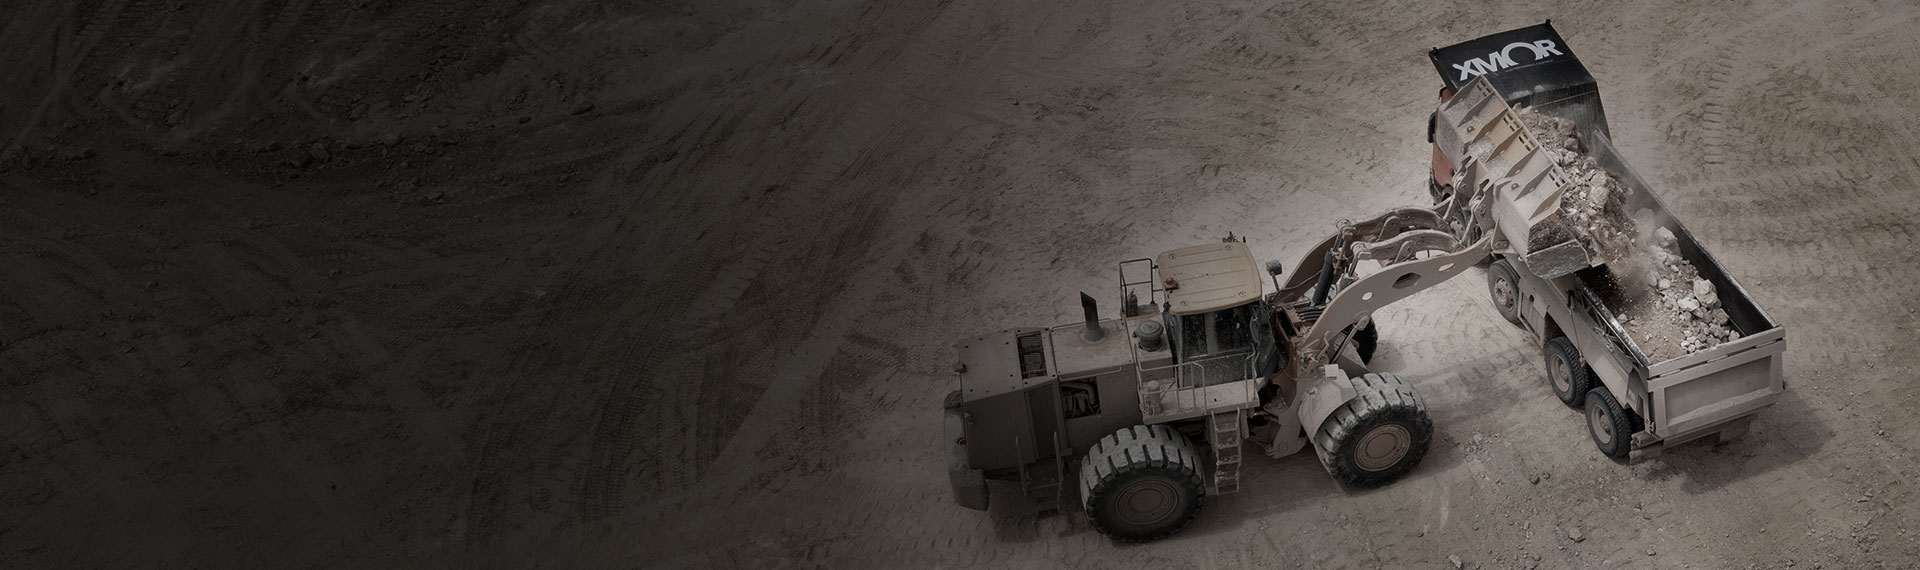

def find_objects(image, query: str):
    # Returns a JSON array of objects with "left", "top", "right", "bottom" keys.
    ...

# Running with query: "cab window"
[{"left": 1176, "top": 304, "right": 1255, "bottom": 361}]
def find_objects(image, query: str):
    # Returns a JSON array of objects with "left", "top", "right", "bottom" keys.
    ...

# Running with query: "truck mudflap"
[{"left": 945, "top": 390, "right": 989, "bottom": 511}]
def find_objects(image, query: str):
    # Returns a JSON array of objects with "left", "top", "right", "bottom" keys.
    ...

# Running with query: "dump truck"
[
  {"left": 1427, "top": 22, "right": 1786, "bottom": 462},
  {"left": 944, "top": 22, "right": 1785, "bottom": 543}
]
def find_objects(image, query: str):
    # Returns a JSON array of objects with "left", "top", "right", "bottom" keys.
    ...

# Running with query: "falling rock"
[
  {"left": 1568, "top": 526, "right": 1585, "bottom": 542},
  {"left": 1449, "top": 554, "right": 1463, "bottom": 569},
  {"left": 1677, "top": 297, "right": 1700, "bottom": 312},
  {"left": 1655, "top": 227, "right": 1677, "bottom": 247},
  {"left": 310, "top": 142, "right": 331, "bottom": 162},
  {"left": 1658, "top": 278, "right": 1672, "bottom": 290},
  {"left": 571, "top": 100, "right": 596, "bottom": 115}
]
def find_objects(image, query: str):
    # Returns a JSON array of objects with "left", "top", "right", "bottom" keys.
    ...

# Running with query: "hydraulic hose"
[{"left": 1311, "top": 247, "right": 1338, "bottom": 306}]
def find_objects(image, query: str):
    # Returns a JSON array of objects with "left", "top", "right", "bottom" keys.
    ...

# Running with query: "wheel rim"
[
  {"left": 1492, "top": 275, "right": 1516, "bottom": 314},
  {"left": 1588, "top": 402, "right": 1614, "bottom": 445},
  {"left": 1549, "top": 353, "right": 1572, "bottom": 394},
  {"left": 1113, "top": 478, "right": 1181, "bottom": 526},
  {"left": 1354, "top": 424, "right": 1413, "bottom": 472}
]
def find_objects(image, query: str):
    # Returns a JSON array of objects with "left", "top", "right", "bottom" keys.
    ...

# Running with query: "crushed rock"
[
  {"left": 1580, "top": 218, "right": 1739, "bottom": 361},
  {"left": 1515, "top": 108, "right": 1739, "bottom": 360},
  {"left": 1515, "top": 108, "right": 1637, "bottom": 264}
]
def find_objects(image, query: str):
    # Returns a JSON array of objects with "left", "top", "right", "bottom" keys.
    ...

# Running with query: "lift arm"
[
  {"left": 1283, "top": 74, "right": 1614, "bottom": 376},
  {"left": 1289, "top": 217, "right": 1493, "bottom": 377}
]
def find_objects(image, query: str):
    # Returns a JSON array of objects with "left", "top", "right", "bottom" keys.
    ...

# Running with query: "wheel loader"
[{"left": 945, "top": 22, "right": 1785, "bottom": 543}]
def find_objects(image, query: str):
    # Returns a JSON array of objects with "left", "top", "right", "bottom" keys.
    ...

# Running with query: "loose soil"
[{"left": 5, "top": 2, "right": 1919, "bottom": 570}]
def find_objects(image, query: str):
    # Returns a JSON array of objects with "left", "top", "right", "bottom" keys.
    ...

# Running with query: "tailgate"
[{"left": 1648, "top": 326, "right": 1785, "bottom": 438}]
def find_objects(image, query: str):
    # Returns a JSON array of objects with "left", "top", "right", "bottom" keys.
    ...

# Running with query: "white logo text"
[{"left": 1452, "top": 40, "right": 1564, "bottom": 81}]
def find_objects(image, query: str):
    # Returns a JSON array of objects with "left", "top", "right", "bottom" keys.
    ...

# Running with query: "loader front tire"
[
  {"left": 1314, "top": 373, "right": 1434, "bottom": 488},
  {"left": 1487, "top": 260, "right": 1522, "bottom": 325},
  {"left": 1544, "top": 337, "right": 1594, "bottom": 407},
  {"left": 1079, "top": 425, "right": 1206, "bottom": 543}
]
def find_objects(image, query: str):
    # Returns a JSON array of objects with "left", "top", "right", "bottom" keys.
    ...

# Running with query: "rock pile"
[
  {"left": 1513, "top": 107, "right": 1740, "bottom": 358},
  {"left": 1516, "top": 108, "right": 1637, "bottom": 264},
  {"left": 1634, "top": 227, "right": 1737, "bottom": 354}
]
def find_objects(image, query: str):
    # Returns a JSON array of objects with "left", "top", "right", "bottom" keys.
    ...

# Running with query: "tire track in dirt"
[
  {"left": 1695, "top": 38, "right": 1740, "bottom": 167},
  {"left": 1, "top": 0, "right": 131, "bottom": 159},
  {"left": 562, "top": 0, "right": 1007, "bottom": 528}
]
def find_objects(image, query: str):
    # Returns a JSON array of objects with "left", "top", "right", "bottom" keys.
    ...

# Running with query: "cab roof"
[{"left": 1157, "top": 242, "right": 1262, "bottom": 316}]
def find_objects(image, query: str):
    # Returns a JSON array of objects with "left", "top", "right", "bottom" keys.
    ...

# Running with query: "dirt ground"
[{"left": 7, "top": 0, "right": 1920, "bottom": 568}]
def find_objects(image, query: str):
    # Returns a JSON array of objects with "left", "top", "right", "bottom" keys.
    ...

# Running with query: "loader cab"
[{"left": 1154, "top": 242, "right": 1285, "bottom": 384}]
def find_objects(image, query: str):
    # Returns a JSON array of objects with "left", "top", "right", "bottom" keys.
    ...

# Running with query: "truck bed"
[{"left": 1561, "top": 131, "right": 1786, "bottom": 444}]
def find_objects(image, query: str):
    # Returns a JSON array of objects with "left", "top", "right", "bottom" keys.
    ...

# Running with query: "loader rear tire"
[
  {"left": 1544, "top": 337, "right": 1594, "bottom": 407},
  {"left": 1487, "top": 260, "right": 1522, "bottom": 325},
  {"left": 1585, "top": 387, "right": 1633, "bottom": 458},
  {"left": 1079, "top": 425, "right": 1206, "bottom": 543},
  {"left": 1314, "top": 373, "right": 1434, "bottom": 488}
]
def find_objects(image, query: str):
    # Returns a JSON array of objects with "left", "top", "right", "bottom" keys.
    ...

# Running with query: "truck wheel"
[
  {"left": 1429, "top": 177, "right": 1453, "bottom": 204},
  {"left": 1314, "top": 373, "right": 1433, "bottom": 487},
  {"left": 1544, "top": 337, "right": 1594, "bottom": 407},
  {"left": 1585, "top": 387, "right": 1633, "bottom": 458},
  {"left": 1079, "top": 425, "right": 1206, "bottom": 542},
  {"left": 1487, "top": 260, "right": 1522, "bottom": 325}
]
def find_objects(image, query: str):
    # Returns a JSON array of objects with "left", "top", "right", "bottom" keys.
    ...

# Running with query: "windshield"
[{"left": 1176, "top": 303, "right": 1256, "bottom": 361}]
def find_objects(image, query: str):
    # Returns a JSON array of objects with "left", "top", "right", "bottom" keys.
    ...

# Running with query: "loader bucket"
[{"left": 1432, "top": 76, "right": 1600, "bottom": 279}]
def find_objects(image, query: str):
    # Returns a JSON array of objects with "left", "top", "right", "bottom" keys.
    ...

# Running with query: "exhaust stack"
[{"left": 1080, "top": 292, "right": 1106, "bottom": 343}]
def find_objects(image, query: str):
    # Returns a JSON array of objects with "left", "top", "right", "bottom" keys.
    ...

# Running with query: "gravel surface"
[{"left": 3, "top": 2, "right": 1917, "bottom": 569}]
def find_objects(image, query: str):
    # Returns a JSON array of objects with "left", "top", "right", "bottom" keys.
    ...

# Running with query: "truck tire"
[
  {"left": 1314, "top": 373, "right": 1434, "bottom": 487},
  {"left": 1487, "top": 260, "right": 1522, "bottom": 325},
  {"left": 1429, "top": 177, "right": 1453, "bottom": 204},
  {"left": 1585, "top": 387, "right": 1633, "bottom": 458},
  {"left": 1544, "top": 337, "right": 1594, "bottom": 407},
  {"left": 1079, "top": 425, "right": 1206, "bottom": 543}
]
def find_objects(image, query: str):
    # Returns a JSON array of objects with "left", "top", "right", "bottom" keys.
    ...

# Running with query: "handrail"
[{"left": 1135, "top": 350, "right": 1259, "bottom": 418}]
